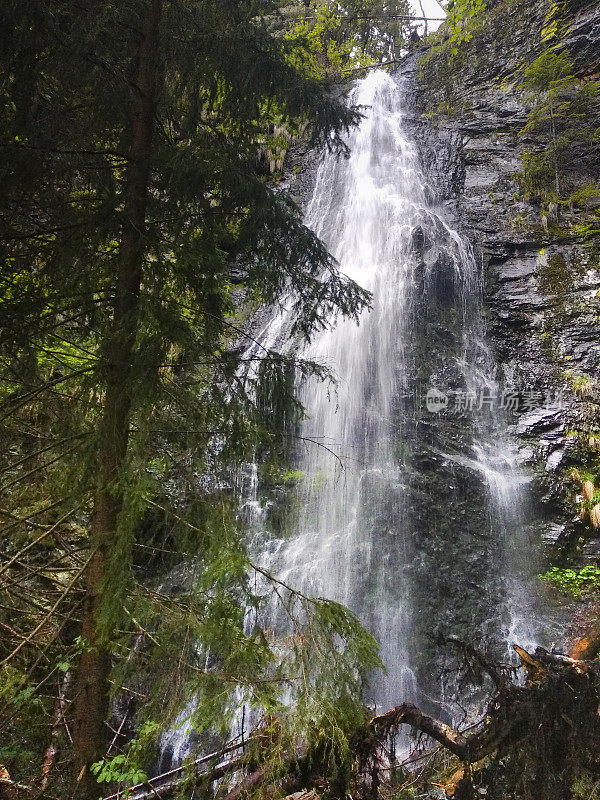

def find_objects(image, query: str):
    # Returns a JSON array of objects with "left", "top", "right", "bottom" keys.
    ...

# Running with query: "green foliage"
[
  {"left": 417, "top": 0, "right": 487, "bottom": 107},
  {"left": 542, "top": 4, "right": 561, "bottom": 42},
  {"left": 339, "top": 0, "right": 412, "bottom": 62},
  {"left": 567, "top": 183, "right": 600, "bottom": 209},
  {"left": 90, "top": 756, "right": 148, "bottom": 791},
  {"left": 516, "top": 48, "right": 600, "bottom": 201},
  {"left": 0, "top": 666, "right": 49, "bottom": 776},
  {"left": 0, "top": 0, "right": 377, "bottom": 790},
  {"left": 521, "top": 48, "right": 573, "bottom": 92},
  {"left": 570, "top": 374, "right": 596, "bottom": 397},
  {"left": 285, "top": 7, "right": 373, "bottom": 80},
  {"left": 445, "top": 0, "right": 486, "bottom": 55},
  {"left": 282, "top": 469, "right": 305, "bottom": 482},
  {"left": 91, "top": 722, "right": 159, "bottom": 792},
  {"left": 567, "top": 212, "right": 600, "bottom": 239},
  {"left": 540, "top": 565, "right": 600, "bottom": 598},
  {"left": 280, "top": 0, "right": 411, "bottom": 73},
  {"left": 572, "top": 773, "right": 600, "bottom": 799}
]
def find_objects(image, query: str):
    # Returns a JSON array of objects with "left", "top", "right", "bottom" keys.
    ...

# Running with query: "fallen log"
[{"left": 102, "top": 643, "right": 600, "bottom": 800}]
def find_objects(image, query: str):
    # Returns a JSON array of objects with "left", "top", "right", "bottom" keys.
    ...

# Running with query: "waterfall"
[
  {"left": 252, "top": 68, "right": 548, "bottom": 714},
  {"left": 262, "top": 70, "right": 428, "bottom": 712},
  {"left": 160, "top": 68, "right": 550, "bottom": 766}
]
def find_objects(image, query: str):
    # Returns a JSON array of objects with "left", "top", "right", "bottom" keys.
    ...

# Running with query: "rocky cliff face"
[
  {"left": 258, "top": 0, "right": 600, "bottom": 703},
  {"left": 409, "top": 0, "right": 600, "bottom": 581}
]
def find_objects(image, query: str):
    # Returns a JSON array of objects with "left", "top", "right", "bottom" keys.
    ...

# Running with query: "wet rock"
[{"left": 406, "top": 0, "right": 600, "bottom": 573}]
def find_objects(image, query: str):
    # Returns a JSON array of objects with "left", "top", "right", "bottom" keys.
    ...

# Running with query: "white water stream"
[{"left": 251, "top": 69, "right": 543, "bottom": 708}]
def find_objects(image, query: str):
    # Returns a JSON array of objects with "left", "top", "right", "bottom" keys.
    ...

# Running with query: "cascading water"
[{"left": 250, "top": 68, "right": 550, "bottom": 714}]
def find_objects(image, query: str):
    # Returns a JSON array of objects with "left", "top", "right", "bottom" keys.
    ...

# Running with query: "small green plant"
[
  {"left": 566, "top": 183, "right": 600, "bottom": 209},
  {"left": 436, "top": 100, "right": 459, "bottom": 117},
  {"left": 91, "top": 720, "right": 159, "bottom": 793},
  {"left": 282, "top": 469, "right": 305, "bottom": 482},
  {"left": 540, "top": 565, "right": 600, "bottom": 598},
  {"left": 541, "top": 2, "right": 562, "bottom": 42},
  {"left": 515, "top": 149, "right": 557, "bottom": 200},
  {"left": 510, "top": 211, "right": 529, "bottom": 230},
  {"left": 571, "top": 374, "right": 595, "bottom": 397}
]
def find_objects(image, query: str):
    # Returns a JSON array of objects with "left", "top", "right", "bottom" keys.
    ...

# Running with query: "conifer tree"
[
  {"left": 518, "top": 48, "right": 599, "bottom": 203},
  {"left": 0, "top": 1, "right": 376, "bottom": 796}
]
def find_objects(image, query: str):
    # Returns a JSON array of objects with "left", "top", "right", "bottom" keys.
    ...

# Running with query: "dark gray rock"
[{"left": 407, "top": 0, "right": 600, "bottom": 573}]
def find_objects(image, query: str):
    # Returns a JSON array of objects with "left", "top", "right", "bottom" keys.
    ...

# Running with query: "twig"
[
  {"left": 38, "top": 670, "right": 72, "bottom": 794},
  {"left": 0, "top": 505, "right": 82, "bottom": 577},
  {"left": 107, "top": 698, "right": 132, "bottom": 756},
  {"left": 1, "top": 549, "right": 95, "bottom": 665},
  {"left": 0, "top": 443, "right": 84, "bottom": 494},
  {"left": 0, "top": 434, "right": 89, "bottom": 477},
  {"left": 0, "top": 497, "right": 72, "bottom": 534}
]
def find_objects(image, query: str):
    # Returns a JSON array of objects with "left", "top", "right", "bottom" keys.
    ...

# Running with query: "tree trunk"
[
  {"left": 418, "top": 0, "right": 428, "bottom": 36},
  {"left": 71, "top": 2, "right": 162, "bottom": 797}
]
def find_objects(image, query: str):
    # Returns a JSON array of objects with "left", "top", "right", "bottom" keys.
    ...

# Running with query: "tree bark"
[
  {"left": 370, "top": 703, "right": 470, "bottom": 759},
  {"left": 71, "top": 2, "right": 162, "bottom": 797}
]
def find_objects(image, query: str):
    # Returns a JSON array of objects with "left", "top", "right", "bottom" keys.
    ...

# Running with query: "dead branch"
[
  {"left": 101, "top": 741, "right": 247, "bottom": 800},
  {"left": 0, "top": 504, "right": 82, "bottom": 577},
  {"left": 364, "top": 645, "right": 600, "bottom": 768},
  {"left": 569, "top": 619, "right": 600, "bottom": 661},
  {"left": 39, "top": 671, "right": 72, "bottom": 794},
  {"left": 221, "top": 765, "right": 271, "bottom": 800},
  {"left": 445, "top": 636, "right": 510, "bottom": 688},
  {"left": 370, "top": 704, "right": 469, "bottom": 759},
  {"left": 1, "top": 550, "right": 94, "bottom": 666},
  {"left": 0, "top": 497, "right": 74, "bottom": 538}
]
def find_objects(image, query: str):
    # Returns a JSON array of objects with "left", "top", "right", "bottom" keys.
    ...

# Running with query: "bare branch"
[
  {"left": 0, "top": 504, "right": 83, "bottom": 578},
  {"left": 1, "top": 550, "right": 95, "bottom": 666}
]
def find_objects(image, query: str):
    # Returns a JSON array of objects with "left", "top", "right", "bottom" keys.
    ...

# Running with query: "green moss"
[{"left": 538, "top": 251, "right": 569, "bottom": 298}]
